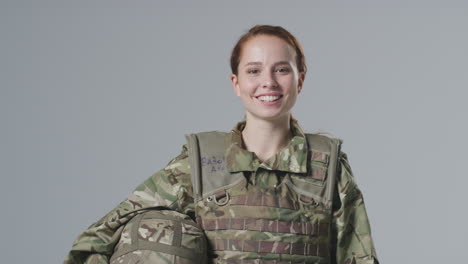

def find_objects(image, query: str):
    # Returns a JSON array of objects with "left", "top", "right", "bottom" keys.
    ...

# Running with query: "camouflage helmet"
[{"left": 110, "top": 210, "right": 207, "bottom": 264}]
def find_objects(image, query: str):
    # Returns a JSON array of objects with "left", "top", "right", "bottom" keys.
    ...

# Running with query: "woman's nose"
[{"left": 261, "top": 71, "right": 278, "bottom": 88}]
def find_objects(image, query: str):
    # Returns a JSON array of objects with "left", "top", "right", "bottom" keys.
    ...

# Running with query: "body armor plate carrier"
[{"left": 185, "top": 131, "right": 342, "bottom": 264}]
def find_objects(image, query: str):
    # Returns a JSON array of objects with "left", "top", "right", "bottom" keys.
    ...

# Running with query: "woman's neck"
[{"left": 241, "top": 113, "right": 292, "bottom": 163}]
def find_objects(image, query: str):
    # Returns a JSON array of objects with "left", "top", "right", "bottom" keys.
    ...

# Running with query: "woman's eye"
[
  {"left": 247, "top": 69, "right": 259, "bottom": 74},
  {"left": 275, "top": 67, "right": 290, "bottom": 73}
]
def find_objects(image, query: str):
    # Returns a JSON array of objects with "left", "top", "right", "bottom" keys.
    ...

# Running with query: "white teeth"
[{"left": 257, "top": 95, "right": 281, "bottom": 102}]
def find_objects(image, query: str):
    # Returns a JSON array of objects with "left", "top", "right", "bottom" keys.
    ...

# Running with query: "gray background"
[{"left": 1, "top": 1, "right": 467, "bottom": 263}]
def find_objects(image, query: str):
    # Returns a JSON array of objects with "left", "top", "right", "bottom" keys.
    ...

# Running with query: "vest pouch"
[
  {"left": 284, "top": 148, "right": 337, "bottom": 211},
  {"left": 284, "top": 174, "right": 330, "bottom": 211}
]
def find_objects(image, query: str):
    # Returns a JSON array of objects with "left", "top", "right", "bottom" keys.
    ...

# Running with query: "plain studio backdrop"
[{"left": 1, "top": 1, "right": 467, "bottom": 263}]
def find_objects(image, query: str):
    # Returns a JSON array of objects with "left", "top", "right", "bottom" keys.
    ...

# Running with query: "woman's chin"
[{"left": 246, "top": 111, "right": 291, "bottom": 122}]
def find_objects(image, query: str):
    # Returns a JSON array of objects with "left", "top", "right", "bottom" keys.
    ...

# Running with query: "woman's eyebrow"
[
  {"left": 244, "top": 62, "right": 262, "bottom": 67},
  {"left": 243, "top": 61, "right": 291, "bottom": 67},
  {"left": 274, "top": 61, "right": 291, "bottom": 66}
]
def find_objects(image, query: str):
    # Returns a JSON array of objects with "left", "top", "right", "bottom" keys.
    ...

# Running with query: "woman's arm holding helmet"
[
  {"left": 330, "top": 151, "right": 379, "bottom": 264},
  {"left": 64, "top": 145, "right": 194, "bottom": 264}
]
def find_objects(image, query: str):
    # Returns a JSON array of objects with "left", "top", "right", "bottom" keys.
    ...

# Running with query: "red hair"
[{"left": 230, "top": 25, "right": 307, "bottom": 75}]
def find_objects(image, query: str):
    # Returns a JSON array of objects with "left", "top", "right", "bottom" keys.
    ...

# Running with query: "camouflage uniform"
[
  {"left": 65, "top": 118, "right": 378, "bottom": 264},
  {"left": 109, "top": 210, "right": 207, "bottom": 264}
]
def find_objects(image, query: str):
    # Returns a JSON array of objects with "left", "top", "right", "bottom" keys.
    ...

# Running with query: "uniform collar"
[{"left": 225, "top": 117, "right": 309, "bottom": 173}]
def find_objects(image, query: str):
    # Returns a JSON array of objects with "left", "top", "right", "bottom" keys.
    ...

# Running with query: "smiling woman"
[
  {"left": 231, "top": 35, "right": 304, "bottom": 125},
  {"left": 65, "top": 25, "right": 379, "bottom": 264}
]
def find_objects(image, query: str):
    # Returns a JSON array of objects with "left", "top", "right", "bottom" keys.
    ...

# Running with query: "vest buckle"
[
  {"left": 299, "top": 194, "right": 319, "bottom": 208},
  {"left": 213, "top": 190, "right": 230, "bottom": 206}
]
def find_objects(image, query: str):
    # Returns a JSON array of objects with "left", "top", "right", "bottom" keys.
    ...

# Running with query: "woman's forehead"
[{"left": 240, "top": 35, "right": 296, "bottom": 65}]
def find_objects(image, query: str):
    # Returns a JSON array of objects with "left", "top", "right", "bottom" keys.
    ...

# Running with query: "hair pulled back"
[{"left": 230, "top": 25, "right": 307, "bottom": 75}]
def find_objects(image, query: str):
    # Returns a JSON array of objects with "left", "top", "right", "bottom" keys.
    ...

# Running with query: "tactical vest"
[{"left": 185, "top": 131, "right": 342, "bottom": 264}]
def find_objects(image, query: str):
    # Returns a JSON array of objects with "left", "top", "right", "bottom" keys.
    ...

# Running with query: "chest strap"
[
  {"left": 211, "top": 239, "right": 328, "bottom": 257},
  {"left": 198, "top": 217, "right": 329, "bottom": 236}
]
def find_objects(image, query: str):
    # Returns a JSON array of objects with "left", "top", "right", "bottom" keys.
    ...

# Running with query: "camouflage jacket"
[{"left": 64, "top": 119, "right": 379, "bottom": 264}]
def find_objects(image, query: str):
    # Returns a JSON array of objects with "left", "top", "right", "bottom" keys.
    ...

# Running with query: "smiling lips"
[
  {"left": 255, "top": 94, "right": 283, "bottom": 105},
  {"left": 257, "top": 95, "right": 281, "bottom": 102},
  {"left": 256, "top": 93, "right": 283, "bottom": 102}
]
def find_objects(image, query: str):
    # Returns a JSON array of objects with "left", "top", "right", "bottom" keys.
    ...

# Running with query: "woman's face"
[{"left": 230, "top": 35, "right": 305, "bottom": 122}]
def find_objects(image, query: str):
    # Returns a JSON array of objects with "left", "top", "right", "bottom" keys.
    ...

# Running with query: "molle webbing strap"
[
  {"left": 309, "top": 166, "right": 327, "bottom": 181},
  {"left": 225, "top": 260, "right": 311, "bottom": 264},
  {"left": 311, "top": 151, "right": 329, "bottom": 163},
  {"left": 229, "top": 193, "right": 298, "bottom": 210},
  {"left": 211, "top": 239, "right": 328, "bottom": 257},
  {"left": 199, "top": 218, "right": 329, "bottom": 236},
  {"left": 109, "top": 211, "right": 205, "bottom": 262}
]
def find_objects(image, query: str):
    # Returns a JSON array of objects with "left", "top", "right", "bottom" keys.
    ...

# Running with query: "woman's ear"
[
  {"left": 230, "top": 74, "right": 240, "bottom": 96},
  {"left": 298, "top": 72, "right": 305, "bottom": 94}
]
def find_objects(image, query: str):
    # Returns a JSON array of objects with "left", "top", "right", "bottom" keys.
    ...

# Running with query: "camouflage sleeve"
[
  {"left": 330, "top": 152, "right": 379, "bottom": 264},
  {"left": 64, "top": 144, "right": 194, "bottom": 264}
]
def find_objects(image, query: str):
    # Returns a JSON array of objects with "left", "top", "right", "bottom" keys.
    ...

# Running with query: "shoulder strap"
[
  {"left": 305, "top": 133, "right": 342, "bottom": 209},
  {"left": 185, "top": 133, "right": 202, "bottom": 202},
  {"left": 185, "top": 132, "right": 244, "bottom": 202}
]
